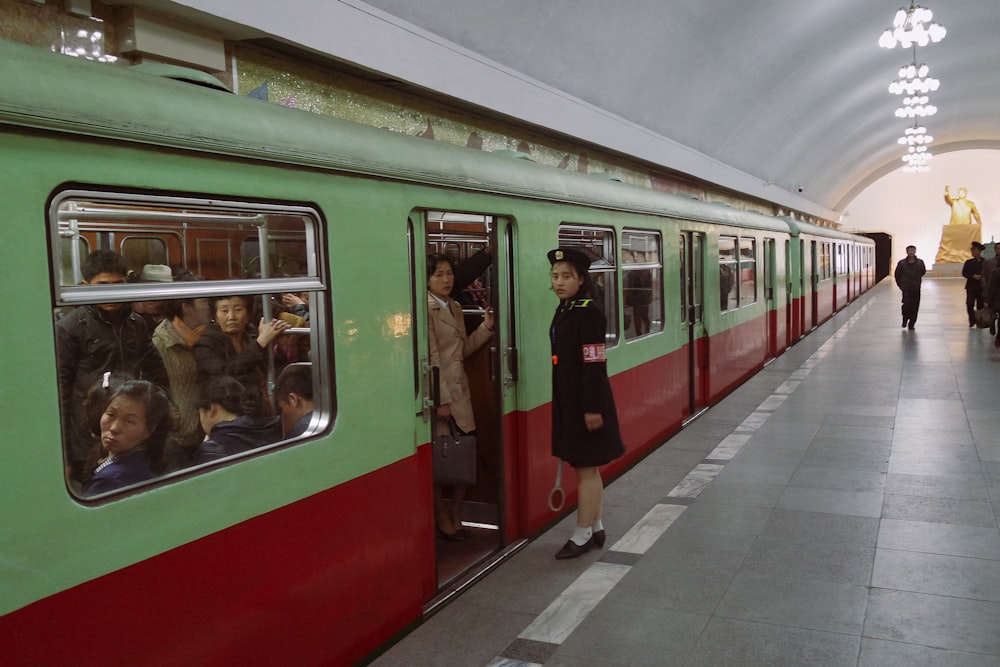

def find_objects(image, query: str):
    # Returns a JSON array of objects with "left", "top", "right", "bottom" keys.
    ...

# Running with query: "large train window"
[
  {"left": 50, "top": 191, "right": 331, "bottom": 501},
  {"left": 719, "top": 235, "right": 758, "bottom": 310},
  {"left": 557, "top": 225, "right": 619, "bottom": 345},
  {"left": 622, "top": 229, "right": 663, "bottom": 340}
]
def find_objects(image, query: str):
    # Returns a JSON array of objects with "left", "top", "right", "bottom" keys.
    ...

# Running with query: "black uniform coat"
[{"left": 550, "top": 297, "right": 625, "bottom": 467}]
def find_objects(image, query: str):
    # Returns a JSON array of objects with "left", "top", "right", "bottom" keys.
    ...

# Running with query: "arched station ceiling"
[{"left": 117, "top": 0, "right": 1000, "bottom": 219}]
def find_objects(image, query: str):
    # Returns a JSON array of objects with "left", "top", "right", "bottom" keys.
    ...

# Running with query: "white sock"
[
  {"left": 571, "top": 526, "right": 593, "bottom": 546},
  {"left": 591, "top": 519, "right": 604, "bottom": 533}
]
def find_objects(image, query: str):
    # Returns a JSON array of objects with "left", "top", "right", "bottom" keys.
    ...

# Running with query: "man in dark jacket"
[
  {"left": 962, "top": 241, "right": 986, "bottom": 327},
  {"left": 894, "top": 245, "right": 926, "bottom": 330},
  {"left": 56, "top": 250, "right": 168, "bottom": 481}
]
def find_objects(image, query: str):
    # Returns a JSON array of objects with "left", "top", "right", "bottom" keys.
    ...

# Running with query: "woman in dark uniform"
[{"left": 548, "top": 248, "right": 626, "bottom": 559}]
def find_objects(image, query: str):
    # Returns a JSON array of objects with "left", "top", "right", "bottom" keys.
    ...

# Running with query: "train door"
[
  {"left": 785, "top": 240, "right": 794, "bottom": 347},
  {"left": 810, "top": 240, "right": 819, "bottom": 328},
  {"left": 680, "top": 231, "right": 707, "bottom": 418},
  {"left": 414, "top": 210, "right": 513, "bottom": 597},
  {"left": 763, "top": 237, "right": 777, "bottom": 360}
]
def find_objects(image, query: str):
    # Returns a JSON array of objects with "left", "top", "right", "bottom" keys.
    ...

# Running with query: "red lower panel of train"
[
  {"left": 3, "top": 455, "right": 436, "bottom": 667},
  {"left": 2, "top": 314, "right": 779, "bottom": 666}
]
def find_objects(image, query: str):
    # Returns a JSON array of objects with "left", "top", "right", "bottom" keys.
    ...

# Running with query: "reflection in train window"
[
  {"left": 622, "top": 229, "right": 663, "bottom": 340},
  {"left": 50, "top": 191, "right": 332, "bottom": 501},
  {"left": 557, "top": 225, "right": 619, "bottom": 346}
]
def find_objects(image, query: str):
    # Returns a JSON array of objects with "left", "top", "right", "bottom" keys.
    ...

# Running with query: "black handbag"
[
  {"left": 433, "top": 419, "right": 477, "bottom": 486},
  {"left": 975, "top": 306, "right": 995, "bottom": 329}
]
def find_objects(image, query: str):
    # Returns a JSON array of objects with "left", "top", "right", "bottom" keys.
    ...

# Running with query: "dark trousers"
[
  {"left": 966, "top": 287, "right": 984, "bottom": 325},
  {"left": 901, "top": 289, "right": 921, "bottom": 325}
]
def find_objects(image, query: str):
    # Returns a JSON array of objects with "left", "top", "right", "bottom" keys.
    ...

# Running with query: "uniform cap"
[
  {"left": 547, "top": 247, "right": 592, "bottom": 270},
  {"left": 971, "top": 241, "right": 985, "bottom": 250}
]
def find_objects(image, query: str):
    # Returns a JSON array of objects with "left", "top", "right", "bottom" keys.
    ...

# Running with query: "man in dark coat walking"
[{"left": 894, "top": 245, "right": 926, "bottom": 330}]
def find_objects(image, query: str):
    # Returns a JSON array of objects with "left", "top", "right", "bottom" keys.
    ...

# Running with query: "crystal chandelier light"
[
  {"left": 888, "top": 62, "right": 939, "bottom": 95},
  {"left": 879, "top": 3, "right": 946, "bottom": 48},
  {"left": 897, "top": 124, "right": 933, "bottom": 147},
  {"left": 895, "top": 95, "right": 937, "bottom": 118}
]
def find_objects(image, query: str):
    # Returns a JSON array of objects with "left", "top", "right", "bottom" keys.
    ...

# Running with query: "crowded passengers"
[{"left": 57, "top": 250, "right": 315, "bottom": 496}]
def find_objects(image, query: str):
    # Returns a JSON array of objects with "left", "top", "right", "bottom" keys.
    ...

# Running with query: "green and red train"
[{"left": 0, "top": 39, "right": 874, "bottom": 665}]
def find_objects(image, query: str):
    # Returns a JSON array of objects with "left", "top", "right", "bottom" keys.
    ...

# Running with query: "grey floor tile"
[
  {"left": 778, "top": 486, "right": 884, "bottom": 518},
  {"left": 789, "top": 466, "right": 886, "bottom": 493},
  {"left": 883, "top": 493, "right": 997, "bottom": 528},
  {"left": 694, "top": 480, "right": 786, "bottom": 508},
  {"left": 715, "top": 571, "right": 868, "bottom": 634},
  {"left": 554, "top": 601, "right": 707, "bottom": 667},
  {"left": 878, "top": 518, "right": 1000, "bottom": 559},
  {"left": 891, "top": 427, "right": 976, "bottom": 446},
  {"left": 872, "top": 548, "right": 1000, "bottom": 602},
  {"left": 801, "top": 440, "right": 890, "bottom": 472},
  {"left": 761, "top": 509, "right": 879, "bottom": 546},
  {"left": 816, "top": 423, "right": 894, "bottom": 441},
  {"left": 714, "top": 462, "right": 797, "bottom": 485},
  {"left": 602, "top": 560, "right": 733, "bottom": 615},
  {"left": 741, "top": 536, "right": 875, "bottom": 586},
  {"left": 864, "top": 588, "right": 1000, "bottom": 655},
  {"left": 859, "top": 638, "right": 1000, "bottom": 667},
  {"left": 885, "top": 472, "right": 991, "bottom": 501},
  {"left": 685, "top": 617, "right": 861, "bottom": 667}
]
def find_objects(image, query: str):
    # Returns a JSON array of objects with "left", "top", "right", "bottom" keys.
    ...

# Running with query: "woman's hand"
[
  {"left": 437, "top": 403, "right": 452, "bottom": 418},
  {"left": 484, "top": 307, "right": 495, "bottom": 332},
  {"left": 584, "top": 412, "right": 603, "bottom": 431},
  {"left": 256, "top": 317, "right": 291, "bottom": 347}
]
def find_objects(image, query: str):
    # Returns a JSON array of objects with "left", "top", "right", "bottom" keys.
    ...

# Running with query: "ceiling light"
[{"left": 879, "top": 2, "right": 946, "bottom": 48}]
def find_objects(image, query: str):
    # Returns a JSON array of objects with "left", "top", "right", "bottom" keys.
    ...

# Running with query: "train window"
[
  {"left": 121, "top": 237, "right": 168, "bottom": 274},
  {"left": 820, "top": 243, "right": 832, "bottom": 280},
  {"left": 719, "top": 236, "right": 757, "bottom": 310},
  {"left": 719, "top": 236, "right": 738, "bottom": 311},
  {"left": 739, "top": 238, "right": 757, "bottom": 307},
  {"left": 50, "top": 191, "right": 331, "bottom": 501},
  {"left": 557, "top": 225, "right": 619, "bottom": 345},
  {"left": 622, "top": 230, "right": 662, "bottom": 340}
]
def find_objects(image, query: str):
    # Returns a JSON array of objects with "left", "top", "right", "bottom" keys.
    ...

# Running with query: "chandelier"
[
  {"left": 897, "top": 124, "right": 933, "bottom": 147},
  {"left": 879, "top": 3, "right": 946, "bottom": 48},
  {"left": 895, "top": 95, "right": 937, "bottom": 118},
  {"left": 878, "top": 3, "right": 945, "bottom": 173},
  {"left": 888, "top": 62, "right": 939, "bottom": 95}
]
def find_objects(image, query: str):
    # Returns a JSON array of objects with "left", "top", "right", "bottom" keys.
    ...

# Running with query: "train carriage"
[{"left": 0, "top": 39, "right": 874, "bottom": 666}]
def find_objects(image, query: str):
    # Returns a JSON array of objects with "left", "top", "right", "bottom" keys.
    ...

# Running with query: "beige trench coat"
[{"left": 427, "top": 294, "right": 493, "bottom": 433}]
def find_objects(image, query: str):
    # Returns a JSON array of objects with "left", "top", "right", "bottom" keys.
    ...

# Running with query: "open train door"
[
  {"left": 413, "top": 210, "right": 521, "bottom": 610},
  {"left": 763, "top": 237, "right": 778, "bottom": 360},
  {"left": 681, "top": 231, "right": 708, "bottom": 419}
]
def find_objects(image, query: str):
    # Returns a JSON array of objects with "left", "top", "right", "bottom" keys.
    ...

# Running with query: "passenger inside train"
[
  {"left": 81, "top": 376, "right": 173, "bottom": 497},
  {"left": 194, "top": 375, "right": 283, "bottom": 464},
  {"left": 55, "top": 250, "right": 168, "bottom": 483},
  {"left": 274, "top": 363, "right": 315, "bottom": 438}
]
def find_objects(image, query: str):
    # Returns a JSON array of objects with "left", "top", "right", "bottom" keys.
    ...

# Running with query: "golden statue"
[
  {"left": 936, "top": 186, "right": 983, "bottom": 264},
  {"left": 944, "top": 186, "right": 982, "bottom": 225}
]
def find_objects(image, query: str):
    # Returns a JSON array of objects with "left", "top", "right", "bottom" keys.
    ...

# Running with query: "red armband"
[{"left": 582, "top": 343, "right": 606, "bottom": 363}]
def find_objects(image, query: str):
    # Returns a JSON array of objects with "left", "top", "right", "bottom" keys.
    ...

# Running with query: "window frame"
[
  {"left": 50, "top": 189, "right": 332, "bottom": 501},
  {"left": 621, "top": 228, "right": 663, "bottom": 340},
  {"left": 557, "top": 224, "right": 619, "bottom": 346}
]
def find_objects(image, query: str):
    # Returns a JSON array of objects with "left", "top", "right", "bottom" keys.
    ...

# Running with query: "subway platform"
[{"left": 372, "top": 278, "right": 1000, "bottom": 667}]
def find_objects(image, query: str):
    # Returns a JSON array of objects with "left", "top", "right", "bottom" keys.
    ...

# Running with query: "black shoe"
[
  {"left": 555, "top": 538, "right": 593, "bottom": 560},
  {"left": 437, "top": 528, "right": 466, "bottom": 542},
  {"left": 591, "top": 529, "right": 606, "bottom": 549},
  {"left": 970, "top": 322, "right": 976, "bottom": 328},
  {"left": 902, "top": 318, "right": 908, "bottom": 328},
  {"left": 908, "top": 324, "right": 915, "bottom": 330}
]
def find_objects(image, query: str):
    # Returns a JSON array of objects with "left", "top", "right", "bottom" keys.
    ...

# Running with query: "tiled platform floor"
[{"left": 371, "top": 279, "right": 1000, "bottom": 667}]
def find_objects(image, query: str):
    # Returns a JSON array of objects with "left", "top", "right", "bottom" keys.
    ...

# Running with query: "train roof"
[{"left": 1, "top": 38, "right": 847, "bottom": 239}]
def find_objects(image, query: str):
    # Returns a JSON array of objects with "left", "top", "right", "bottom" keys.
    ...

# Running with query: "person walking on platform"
[
  {"left": 547, "top": 247, "right": 625, "bottom": 560},
  {"left": 894, "top": 245, "right": 926, "bottom": 330},
  {"left": 963, "top": 241, "right": 986, "bottom": 327}
]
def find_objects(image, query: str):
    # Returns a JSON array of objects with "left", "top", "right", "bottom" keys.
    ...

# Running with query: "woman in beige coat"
[{"left": 427, "top": 253, "right": 494, "bottom": 540}]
